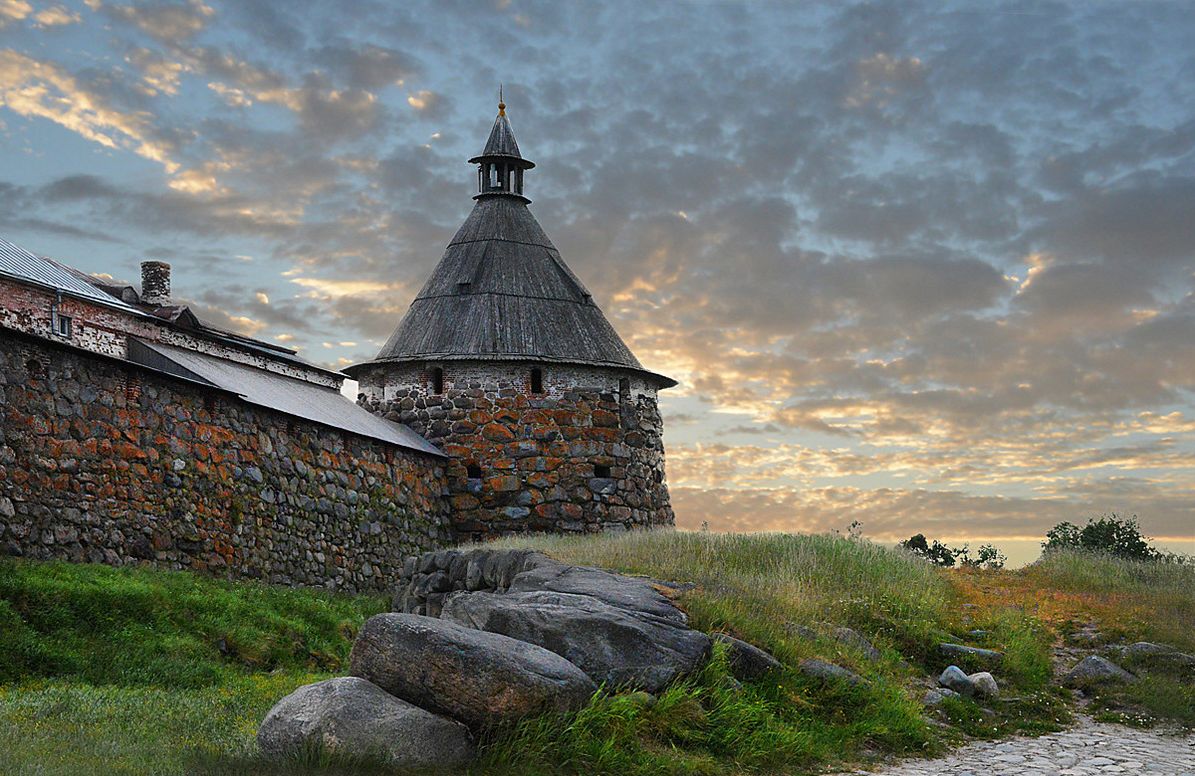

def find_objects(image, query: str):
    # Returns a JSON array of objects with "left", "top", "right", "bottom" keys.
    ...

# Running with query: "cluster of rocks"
[
  {"left": 259, "top": 549, "right": 782, "bottom": 769},
  {"left": 925, "top": 642, "right": 1004, "bottom": 706}
]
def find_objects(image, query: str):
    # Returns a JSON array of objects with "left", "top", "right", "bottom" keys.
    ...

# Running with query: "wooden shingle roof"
[{"left": 349, "top": 107, "right": 674, "bottom": 388}]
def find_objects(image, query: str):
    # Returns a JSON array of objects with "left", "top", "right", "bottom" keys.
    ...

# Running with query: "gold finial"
[{"left": 498, "top": 84, "right": 505, "bottom": 116}]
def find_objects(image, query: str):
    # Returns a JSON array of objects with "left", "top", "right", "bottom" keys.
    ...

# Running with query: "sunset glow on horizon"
[{"left": 2, "top": 0, "right": 1192, "bottom": 552}]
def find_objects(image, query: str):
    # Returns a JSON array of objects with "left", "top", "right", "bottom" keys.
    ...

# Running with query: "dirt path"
[{"left": 834, "top": 716, "right": 1195, "bottom": 775}]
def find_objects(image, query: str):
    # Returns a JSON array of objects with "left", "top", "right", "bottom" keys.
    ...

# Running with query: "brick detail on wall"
[
  {"left": 0, "top": 331, "right": 453, "bottom": 592},
  {"left": 357, "top": 361, "right": 673, "bottom": 538}
]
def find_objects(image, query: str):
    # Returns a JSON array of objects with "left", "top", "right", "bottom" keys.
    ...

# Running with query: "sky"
[{"left": 1, "top": 0, "right": 1193, "bottom": 561}]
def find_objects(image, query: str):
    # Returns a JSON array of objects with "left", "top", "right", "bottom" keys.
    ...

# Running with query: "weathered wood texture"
[{"left": 367, "top": 196, "right": 670, "bottom": 383}]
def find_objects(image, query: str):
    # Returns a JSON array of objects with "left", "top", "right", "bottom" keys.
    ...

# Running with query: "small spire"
[{"left": 498, "top": 84, "right": 505, "bottom": 116}]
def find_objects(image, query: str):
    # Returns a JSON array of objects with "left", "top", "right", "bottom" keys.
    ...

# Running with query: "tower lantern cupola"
[{"left": 469, "top": 94, "right": 535, "bottom": 203}]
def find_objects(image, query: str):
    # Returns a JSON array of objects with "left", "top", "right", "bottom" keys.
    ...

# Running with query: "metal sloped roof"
[
  {"left": 131, "top": 339, "right": 444, "bottom": 456},
  {"left": 0, "top": 236, "right": 142, "bottom": 314}
]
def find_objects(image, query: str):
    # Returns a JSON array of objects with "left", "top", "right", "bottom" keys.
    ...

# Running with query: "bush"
[
  {"left": 900, "top": 536, "right": 1006, "bottom": 569},
  {"left": 899, "top": 534, "right": 957, "bottom": 567},
  {"left": 1042, "top": 514, "right": 1157, "bottom": 561}
]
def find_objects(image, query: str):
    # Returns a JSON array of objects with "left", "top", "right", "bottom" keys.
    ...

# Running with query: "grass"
[
  {"left": 0, "top": 558, "right": 387, "bottom": 688},
  {"left": 951, "top": 548, "right": 1195, "bottom": 729},
  {"left": 1, "top": 534, "right": 1190, "bottom": 774},
  {"left": 0, "top": 557, "right": 387, "bottom": 775}
]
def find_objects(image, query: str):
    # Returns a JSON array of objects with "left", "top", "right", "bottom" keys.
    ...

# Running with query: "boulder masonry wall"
[
  {"left": 0, "top": 331, "right": 452, "bottom": 592},
  {"left": 358, "top": 361, "right": 673, "bottom": 539}
]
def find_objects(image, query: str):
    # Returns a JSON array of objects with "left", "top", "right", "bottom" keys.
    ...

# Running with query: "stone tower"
[{"left": 349, "top": 99, "right": 676, "bottom": 540}]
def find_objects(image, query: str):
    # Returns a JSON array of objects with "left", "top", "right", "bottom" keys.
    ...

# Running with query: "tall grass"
[
  {"left": 484, "top": 531, "right": 958, "bottom": 663},
  {"left": 1021, "top": 549, "right": 1195, "bottom": 651}
]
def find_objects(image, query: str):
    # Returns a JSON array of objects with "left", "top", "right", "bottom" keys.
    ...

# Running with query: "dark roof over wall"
[
  {"left": 352, "top": 196, "right": 675, "bottom": 386},
  {"left": 129, "top": 340, "right": 443, "bottom": 455}
]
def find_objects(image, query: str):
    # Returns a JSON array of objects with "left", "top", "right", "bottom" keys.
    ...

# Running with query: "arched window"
[
  {"left": 530, "top": 367, "right": 543, "bottom": 394},
  {"left": 25, "top": 358, "right": 44, "bottom": 377},
  {"left": 431, "top": 366, "right": 444, "bottom": 394}
]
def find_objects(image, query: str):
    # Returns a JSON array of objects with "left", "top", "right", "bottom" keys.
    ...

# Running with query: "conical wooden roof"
[
  {"left": 472, "top": 112, "right": 525, "bottom": 162},
  {"left": 349, "top": 107, "right": 674, "bottom": 387}
]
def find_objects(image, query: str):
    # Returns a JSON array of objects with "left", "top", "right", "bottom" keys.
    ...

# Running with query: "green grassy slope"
[{"left": 2, "top": 534, "right": 1189, "bottom": 775}]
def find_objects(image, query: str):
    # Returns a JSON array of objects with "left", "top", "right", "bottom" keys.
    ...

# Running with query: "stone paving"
[{"left": 835, "top": 717, "right": 1195, "bottom": 775}]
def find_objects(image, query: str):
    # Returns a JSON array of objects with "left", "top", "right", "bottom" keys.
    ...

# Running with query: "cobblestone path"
[{"left": 835, "top": 717, "right": 1195, "bottom": 775}]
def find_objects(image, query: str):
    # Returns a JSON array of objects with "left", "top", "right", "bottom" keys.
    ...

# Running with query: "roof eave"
[
  {"left": 467, "top": 153, "right": 535, "bottom": 169},
  {"left": 345, "top": 355, "right": 678, "bottom": 390}
]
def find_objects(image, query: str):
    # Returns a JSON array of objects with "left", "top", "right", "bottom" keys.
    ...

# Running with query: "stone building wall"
[
  {"left": 0, "top": 276, "right": 340, "bottom": 388},
  {"left": 356, "top": 360, "right": 673, "bottom": 539},
  {"left": 0, "top": 330, "right": 453, "bottom": 592}
]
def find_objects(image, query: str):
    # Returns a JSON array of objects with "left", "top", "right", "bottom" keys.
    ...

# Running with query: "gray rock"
[
  {"left": 350, "top": 613, "right": 596, "bottom": 728},
  {"left": 923, "top": 687, "right": 961, "bottom": 705},
  {"left": 938, "top": 642, "right": 1003, "bottom": 669},
  {"left": 256, "top": 677, "right": 475, "bottom": 769},
  {"left": 831, "top": 627, "right": 881, "bottom": 661},
  {"left": 441, "top": 590, "right": 709, "bottom": 693},
  {"left": 968, "top": 671, "right": 999, "bottom": 699},
  {"left": 784, "top": 622, "right": 818, "bottom": 640},
  {"left": 1118, "top": 642, "right": 1195, "bottom": 670},
  {"left": 509, "top": 563, "right": 687, "bottom": 624},
  {"left": 1062, "top": 655, "right": 1137, "bottom": 688},
  {"left": 938, "top": 665, "right": 975, "bottom": 696},
  {"left": 798, "top": 658, "right": 865, "bottom": 687},
  {"left": 713, "top": 633, "right": 782, "bottom": 681}
]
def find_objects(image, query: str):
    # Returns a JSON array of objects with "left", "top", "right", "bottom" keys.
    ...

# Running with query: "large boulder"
[
  {"left": 257, "top": 677, "right": 475, "bottom": 769},
  {"left": 350, "top": 613, "right": 596, "bottom": 728},
  {"left": 712, "top": 633, "right": 783, "bottom": 681},
  {"left": 441, "top": 590, "right": 710, "bottom": 693},
  {"left": 1062, "top": 655, "right": 1137, "bottom": 689},
  {"left": 508, "top": 563, "right": 687, "bottom": 624}
]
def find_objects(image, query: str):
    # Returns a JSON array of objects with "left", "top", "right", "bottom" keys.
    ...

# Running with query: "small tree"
[
  {"left": 1042, "top": 514, "right": 1157, "bottom": 561},
  {"left": 952, "top": 543, "right": 1008, "bottom": 570},
  {"left": 900, "top": 533, "right": 957, "bottom": 567}
]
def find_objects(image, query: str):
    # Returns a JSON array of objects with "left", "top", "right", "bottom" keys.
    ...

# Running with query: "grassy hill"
[{"left": 0, "top": 532, "right": 1191, "bottom": 775}]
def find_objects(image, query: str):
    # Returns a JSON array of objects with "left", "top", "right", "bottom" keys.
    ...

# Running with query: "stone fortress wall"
[
  {"left": 356, "top": 360, "right": 673, "bottom": 539},
  {"left": 0, "top": 331, "right": 453, "bottom": 592}
]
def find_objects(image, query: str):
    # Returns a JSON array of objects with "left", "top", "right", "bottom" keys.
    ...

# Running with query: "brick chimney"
[{"left": 140, "top": 261, "right": 171, "bottom": 306}]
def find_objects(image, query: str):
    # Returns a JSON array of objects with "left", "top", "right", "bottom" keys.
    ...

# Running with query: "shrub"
[
  {"left": 1042, "top": 514, "right": 1157, "bottom": 561},
  {"left": 899, "top": 534, "right": 957, "bottom": 567}
]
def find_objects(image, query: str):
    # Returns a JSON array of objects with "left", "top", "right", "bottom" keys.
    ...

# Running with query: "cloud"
[
  {"left": 33, "top": 5, "right": 80, "bottom": 26},
  {"left": 0, "top": 0, "right": 31, "bottom": 27},
  {"left": 104, "top": 0, "right": 214, "bottom": 43},
  {"left": 0, "top": 50, "right": 181, "bottom": 171},
  {"left": 2, "top": 0, "right": 1193, "bottom": 544}
]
